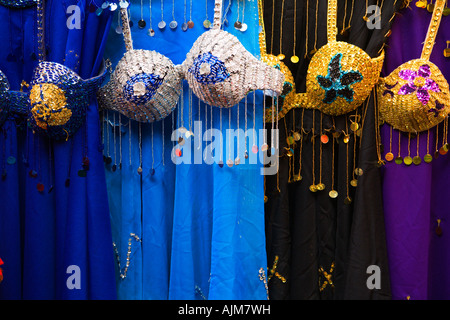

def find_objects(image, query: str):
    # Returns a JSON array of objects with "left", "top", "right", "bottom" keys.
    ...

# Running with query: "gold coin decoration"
[
  {"left": 329, "top": 190, "right": 338, "bottom": 198},
  {"left": 424, "top": 153, "right": 433, "bottom": 163},
  {"left": 350, "top": 179, "right": 358, "bottom": 187},
  {"left": 291, "top": 55, "right": 299, "bottom": 64},
  {"left": 350, "top": 122, "right": 359, "bottom": 131},
  {"left": 316, "top": 183, "right": 325, "bottom": 191},
  {"left": 404, "top": 156, "right": 413, "bottom": 166},
  {"left": 385, "top": 152, "right": 394, "bottom": 162},
  {"left": 395, "top": 156, "right": 403, "bottom": 164},
  {"left": 310, "top": 185, "right": 318, "bottom": 192},
  {"left": 354, "top": 168, "right": 363, "bottom": 176},
  {"left": 413, "top": 156, "right": 422, "bottom": 165}
]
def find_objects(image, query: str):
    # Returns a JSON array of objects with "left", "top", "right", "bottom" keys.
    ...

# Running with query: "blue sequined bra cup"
[{"left": 0, "top": 61, "right": 107, "bottom": 141}]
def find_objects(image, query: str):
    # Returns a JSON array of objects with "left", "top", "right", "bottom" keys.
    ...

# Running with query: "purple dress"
[{"left": 381, "top": 4, "right": 450, "bottom": 300}]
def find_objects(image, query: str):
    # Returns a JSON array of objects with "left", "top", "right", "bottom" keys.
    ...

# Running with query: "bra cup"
[
  {"left": 302, "top": 41, "right": 384, "bottom": 116},
  {"left": 183, "top": 29, "right": 284, "bottom": 108},
  {"left": 378, "top": 59, "right": 450, "bottom": 133},
  {"left": 98, "top": 49, "right": 182, "bottom": 123},
  {"left": 29, "top": 62, "right": 86, "bottom": 140}
]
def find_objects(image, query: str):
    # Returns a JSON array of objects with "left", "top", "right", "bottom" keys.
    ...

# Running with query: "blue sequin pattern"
[
  {"left": 123, "top": 73, "right": 163, "bottom": 104},
  {"left": 0, "top": 0, "right": 37, "bottom": 8},
  {"left": 188, "top": 52, "right": 230, "bottom": 84}
]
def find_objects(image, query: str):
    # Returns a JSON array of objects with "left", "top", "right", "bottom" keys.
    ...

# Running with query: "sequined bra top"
[
  {"left": 377, "top": 0, "right": 450, "bottom": 133},
  {"left": 295, "top": 0, "right": 385, "bottom": 116},
  {"left": 0, "top": 0, "right": 108, "bottom": 140},
  {"left": 98, "top": 0, "right": 285, "bottom": 123}
]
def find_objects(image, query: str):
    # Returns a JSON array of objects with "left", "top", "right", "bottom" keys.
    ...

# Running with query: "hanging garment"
[
  {"left": 104, "top": 0, "right": 269, "bottom": 300},
  {"left": 0, "top": 0, "right": 116, "bottom": 299},
  {"left": 263, "top": 0, "right": 405, "bottom": 299},
  {"left": 380, "top": 2, "right": 450, "bottom": 300}
]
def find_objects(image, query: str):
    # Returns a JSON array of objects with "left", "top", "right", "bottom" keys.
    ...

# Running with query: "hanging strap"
[
  {"left": 212, "top": 0, "right": 223, "bottom": 30},
  {"left": 257, "top": 0, "right": 268, "bottom": 56},
  {"left": 421, "top": 0, "right": 446, "bottom": 60},
  {"left": 327, "top": 0, "right": 338, "bottom": 43},
  {"left": 120, "top": 7, "right": 134, "bottom": 51},
  {"left": 36, "top": 0, "right": 46, "bottom": 62}
]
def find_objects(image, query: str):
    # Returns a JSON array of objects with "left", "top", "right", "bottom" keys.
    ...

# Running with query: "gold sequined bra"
[
  {"left": 98, "top": 0, "right": 285, "bottom": 123},
  {"left": 378, "top": 0, "right": 450, "bottom": 133},
  {"left": 295, "top": 0, "right": 385, "bottom": 116}
]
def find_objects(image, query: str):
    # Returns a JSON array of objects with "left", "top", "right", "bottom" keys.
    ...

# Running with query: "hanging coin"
[
  {"left": 37, "top": 182, "right": 45, "bottom": 192},
  {"left": 203, "top": 19, "right": 211, "bottom": 29},
  {"left": 252, "top": 145, "right": 259, "bottom": 154},
  {"left": 235, "top": 157, "right": 241, "bottom": 165},
  {"left": 350, "top": 179, "right": 358, "bottom": 187},
  {"left": 403, "top": 155, "right": 413, "bottom": 166},
  {"left": 115, "top": 25, "right": 123, "bottom": 34},
  {"left": 329, "top": 190, "right": 338, "bottom": 199},
  {"left": 286, "top": 136, "right": 295, "bottom": 146},
  {"left": 343, "top": 134, "right": 350, "bottom": 144},
  {"left": 148, "top": 28, "right": 155, "bottom": 36},
  {"left": 294, "top": 174, "right": 302, "bottom": 182},
  {"left": 316, "top": 183, "right": 325, "bottom": 191},
  {"left": 158, "top": 20, "right": 166, "bottom": 30},
  {"left": 137, "top": 166, "right": 143, "bottom": 174},
  {"left": 385, "top": 152, "right": 394, "bottom": 162},
  {"left": 234, "top": 21, "right": 242, "bottom": 30},
  {"left": 261, "top": 144, "right": 269, "bottom": 152},
  {"left": 413, "top": 156, "right": 422, "bottom": 165},
  {"left": 424, "top": 153, "right": 433, "bottom": 163},
  {"left": 284, "top": 148, "right": 294, "bottom": 157},
  {"left": 309, "top": 185, "right": 318, "bottom": 192},
  {"left": 291, "top": 55, "right": 299, "bottom": 64},
  {"left": 444, "top": 6, "right": 450, "bottom": 16},
  {"left": 175, "top": 149, "right": 182, "bottom": 157},
  {"left": 109, "top": 2, "right": 118, "bottom": 11},
  {"left": 293, "top": 132, "right": 301, "bottom": 141},
  {"left": 138, "top": 19, "right": 146, "bottom": 28},
  {"left": 277, "top": 53, "right": 285, "bottom": 61},
  {"left": 395, "top": 156, "right": 403, "bottom": 164},
  {"left": 354, "top": 168, "right": 363, "bottom": 176},
  {"left": 6, "top": 156, "right": 16, "bottom": 165},
  {"left": 178, "top": 136, "right": 185, "bottom": 146},
  {"left": 427, "top": 2, "right": 435, "bottom": 12},
  {"left": 321, "top": 134, "right": 329, "bottom": 144},
  {"left": 181, "top": 22, "right": 188, "bottom": 31},
  {"left": 187, "top": 20, "right": 194, "bottom": 28},
  {"left": 169, "top": 20, "right": 178, "bottom": 30},
  {"left": 240, "top": 23, "right": 248, "bottom": 32},
  {"left": 226, "top": 159, "right": 234, "bottom": 167},
  {"left": 350, "top": 122, "right": 359, "bottom": 132},
  {"left": 218, "top": 160, "right": 224, "bottom": 168}
]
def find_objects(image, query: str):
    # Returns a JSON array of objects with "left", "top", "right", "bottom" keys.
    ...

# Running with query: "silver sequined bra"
[
  {"left": 0, "top": 61, "right": 107, "bottom": 141},
  {"left": 98, "top": 0, "right": 285, "bottom": 123}
]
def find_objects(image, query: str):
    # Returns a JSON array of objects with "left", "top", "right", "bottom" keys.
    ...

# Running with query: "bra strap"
[
  {"left": 257, "top": 0, "right": 268, "bottom": 56},
  {"left": 327, "top": 0, "right": 338, "bottom": 43},
  {"left": 421, "top": 0, "right": 445, "bottom": 60},
  {"left": 212, "top": 0, "right": 223, "bottom": 30},
  {"left": 120, "top": 8, "right": 134, "bottom": 52}
]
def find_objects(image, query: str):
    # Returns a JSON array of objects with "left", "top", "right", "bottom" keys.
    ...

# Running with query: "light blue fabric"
[{"left": 104, "top": 0, "right": 268, "bottom": 300}]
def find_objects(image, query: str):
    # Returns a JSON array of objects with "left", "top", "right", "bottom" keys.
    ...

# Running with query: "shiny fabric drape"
[
  {"left": 381, "top": 4, "right": 450, "bottom": 300},
  {"left": 104, "top": 0, "right": 268, "bottom": 300},
  {"left": 0, "top": 1, "right": 116, "bottom": 299},
  {"left": 263, "top": 0, "right": 403, "bottom": 299}
]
